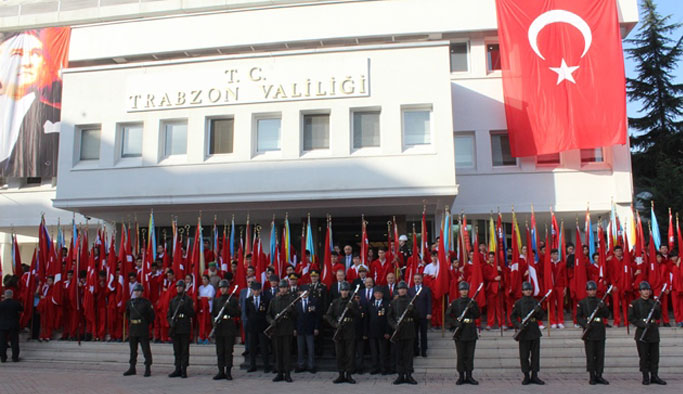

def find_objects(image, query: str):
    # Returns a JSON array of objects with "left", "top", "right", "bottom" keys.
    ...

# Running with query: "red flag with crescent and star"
[{"left": 495, "top": 0, "right": 627, "bottom": 156}]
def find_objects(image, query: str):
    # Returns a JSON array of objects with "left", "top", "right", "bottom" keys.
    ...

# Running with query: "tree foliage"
[{"left": 626, "top": 0, "right": 683, "bottom": 222}]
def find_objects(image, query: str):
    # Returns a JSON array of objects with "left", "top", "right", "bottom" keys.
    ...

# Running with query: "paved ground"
[{"left": 1, "top": 361, "right": 680, "bottom": 394}]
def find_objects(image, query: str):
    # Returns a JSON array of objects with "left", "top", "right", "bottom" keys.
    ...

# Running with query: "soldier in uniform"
[
  {"left": 266, "top": 279, "right": 297, "bottom": 382},
  {"left": 167, "top": 280, "right": 195, "bottom": 378},
  {"left": 123, "top": 283, "right": 155, "bottom": 377},
  {"left": 387, "top": 281, "right": 417, "bottom": 385},
  {"left": 510, "top": 282, "right": 545, "bottom": 385},
  {"left": 628, "top": 281, "right": 666, "bottom": 385},
  {"left": 445, "top": 281, "right": 481, "bottom": 385},
  {"left": 576, "top": 280, "right": 610, "bottom": 385},
  {"left": 212, "top": 280, "right": 240, "bottom": 380},
  {"left": 324, "top": 281, "right": 360, "bottom": 384}
]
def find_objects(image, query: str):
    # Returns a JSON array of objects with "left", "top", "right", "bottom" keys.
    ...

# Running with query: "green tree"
[{"left": 626, "top": 0, "right": 683, "bottom": 222}]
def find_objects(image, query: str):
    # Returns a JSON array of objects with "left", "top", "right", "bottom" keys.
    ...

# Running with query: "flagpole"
[{"left": 442, "top": 294, "right": 446, "bottom": 338}]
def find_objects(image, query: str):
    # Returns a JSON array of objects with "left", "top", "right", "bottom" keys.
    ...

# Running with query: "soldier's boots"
[
  {"left": 225, "top": 369, "right": 233, "bottom": 380},
  {"left": 521, "top": 372, "right": 531, "bottom": 385},
  {"left": 405, "top": 374, "right": 418, "bottom": 385},
  {"left": 530, "top": 372, "right": 545, "bottom": 385},
  {"left": 168, "top": 367, "right": 181, "bottom": 378},
  {"left": 123, "top": 365, "right": 136, "bottom": 376},
  {"left": 345, "top": 372, "right": 356, "bottom": 384},
  {"left": 393, "top": 374, "right": 405, "bottom": 385},
  {"left": 589, "top": 371, "right": 597, "bottom": 385},
  {"left": 144, "top": 365, "right": 151, "bottom": 377},
  {"left": 595, "top": 374, "right": 609, "bottom": 385},
  {"left": 456, "top": 372, "right": 466, "bottom": 385},
  {"left": 213, "top": 368, "right": 227, "bottom": 380},
  {"left": 180, "top": 367, "right": 187, "bottom": 379},
  {"left": 465, "top": 371, "right": 479, "bottom": 385},
  {"left": 333, "top": 372, "right": 346, "bottom": 384},
  {"left": 284, "top": 372, "right": 293, "bottom": 383},
  {"left": 642, "top": 372, "right": 650, "bottom": 385},
  {"left": 273, "top": 373, "right": 284, "bottom": 382},
  {"left": 650, "top": 375, "right": 667, "bottom": 385}
]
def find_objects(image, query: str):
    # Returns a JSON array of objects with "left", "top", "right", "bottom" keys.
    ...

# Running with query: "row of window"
[
  {"left": 77, "top": 107, "right": 433, "bottom": 162},
  {"left": 449, "top": 41, "right": 501, "bottom": 73},
  {"left": 454, "top": 131, "right": 605, "bottom": 169}
]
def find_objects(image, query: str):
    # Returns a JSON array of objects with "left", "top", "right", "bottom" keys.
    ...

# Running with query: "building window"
[
  {"left": 536, "top": 153, "right": 560, "bottom": 166},
  {"left": 352, "top": 110, "right": 380, "bottom": 149},
  {"left": 450, "top": 42, "right": 469, "bottom": 72},
  {"left": 490, "top": 130, "right": 516, "bottom": 166},
  {"left": 256, "top": 118, "right": 281, "bottom": 152},
  {"left": 581, "top": 148, "right": 604, "bottom": 163},
  {"left": 120, "top": 124, "right": 143, "bottom": 158},
  {"left": 454, "top": 133, "right": 475, "bottom": 169},
  {"left": 79, "top": 128, "right": 100, "bottom": 161},
  {"left": 303, "top": 114, "right": 330, "bottom": 151},
  {"left": 208, "top": 118, "right": 234, "bottom": 155},
  {"left": 487, "top": 43, "right": 501, "bottom": 71},
  {"left": 403, "top": 108, "right": 431, "bottom": 146},
  {"left": 163, "top": 120, "right": 187, "bottom": 157}
]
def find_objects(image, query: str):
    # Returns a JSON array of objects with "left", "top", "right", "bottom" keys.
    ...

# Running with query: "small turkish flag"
[{"left": 495, "top": 0, "right": 627, "bottom": 157}]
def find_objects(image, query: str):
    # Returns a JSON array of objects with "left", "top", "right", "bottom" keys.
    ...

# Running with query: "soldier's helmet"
[
  {"left": 340, "top": 281, "right": 351, "bottom": 291},
  {"left": 278, "top": 279, "right": 289, "bottom": 288},
  {"left": 522, "top": 282, "right": 533, "bottom": 291},
  {"left": 176, "top": 280, "right": 185, "bottom": 288},
  {"left": 458, "top": 281, "right": 470, "bottom": 291},
  {"left": 133, "top": 283, "right": 144, "bottom": 292},
  {"left": 586, "top": 281, "right": 598, "bottom": 291},
  {"left": 639, "top": 281, "right": 651, "bottom": 291},
  {"left": 397, "top": 281, "right": 409, "bottom": 290},
  {"left": 218, "top": 279, "right": 229, "bottom": 288}
]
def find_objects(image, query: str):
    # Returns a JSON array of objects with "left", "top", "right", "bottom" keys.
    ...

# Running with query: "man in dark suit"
[
  {"left": 245, "top": 282, "right": 271, "bottom": 372},
  {"left": 329, "top": 269, "right": 347, "bottom": 301},
  {"left": 359, "top": 277, "right": 375, "bottom": 307},
  {"left": 342, "top": 245, "right": 354, "bottom": 271},
  {"left": 353, "top": 290, "right": 368, "bottom": 374},
  {"left": 239, "top": 276, "right": 256, "bottom": 355},
  {"left": 384, "top": 272, "right": 398, "bottom": 301},
  {"left": 409, "top": 273, "right": 432, "bottom": 357},
  {"left": 265, "top": 275, "right": 279, "bottom": 301},
  {"left": 0, "top": 289, "right": 23, "bottom": 363},
  {"left": 367, "top": 286, "right": 391, "bottom": 374},
  {"left": 295, "top": 286, "right": 319, "bottom": 373}
]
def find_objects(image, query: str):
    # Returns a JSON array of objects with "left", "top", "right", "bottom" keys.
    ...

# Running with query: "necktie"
[
  {"left": 367, "top": 289, "right": 370, "bottom": 299},
  {"left": 417, "top": 285, "right": 421, "bottom": 292},
  {"left": 303, "top": 299, "right": 307, "bottom": 311},
  {"left": 255, "top": 296, "right": 259, "bottom": 309},
  {"left": 376, "top": 300, "right": 380, "bottom": 309}
]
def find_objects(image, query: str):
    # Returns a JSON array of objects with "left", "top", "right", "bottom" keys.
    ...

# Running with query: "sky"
[{"left": 624, "top": 0, "right": 683, "bottom": 128}]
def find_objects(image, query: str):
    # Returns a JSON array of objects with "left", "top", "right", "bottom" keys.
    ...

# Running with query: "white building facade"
[{"left": 1, "top": 0, "right": 639, "bottom": 269}]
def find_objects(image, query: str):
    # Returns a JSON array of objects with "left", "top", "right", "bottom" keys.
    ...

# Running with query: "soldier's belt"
[
  {"left": 178, "top": 314, "right": 185, "bottom": 319},
  {"left": 342, "top": 317, "right": 353, "bottom": 323},
  {"left": 223, "top": 315, "right": 231, "bottom": 320},
  {"left": 404, "top": 318, "right": 414, "bottom": 322},
  {"left": 528, "top": 318, "right": 536, "bottom": 322},
  {"left": 462, "top": 318, "right": 473, "bottom": 323},
  {"left": 130, "top": 319, "right": 142, "bottom": 324},
  {"left": 593, "top": 318, "right": 602, "bottom": 323}
]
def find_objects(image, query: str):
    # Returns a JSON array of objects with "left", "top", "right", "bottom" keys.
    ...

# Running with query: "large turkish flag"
[{"left": 495, "top": 0, "right": 627, "bottom": 157}]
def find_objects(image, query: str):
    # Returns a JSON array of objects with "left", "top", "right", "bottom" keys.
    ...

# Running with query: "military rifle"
[
  {"left": 580, "top": 285, "right": 613, "bottom": 341},
  {"left": 389, "top": 287, "right": 422, "bottom": 343},
  {"left": 264, "top": 290, "right": 308, "bottom": 338},
  {"left": 452, "top": 283, "right": 484, "bottom": 340},
  {"left": 639, "top": 283, "right": 667, "bottom": 343},
  {"left": 208, "top": 285, "right": 239, "bottom": 339},
  {"left": 513, "top": 289, "right": 552, "bottom": 342},
  {"left": 332, "top": 285, "right": 361, "bottom": 342}
]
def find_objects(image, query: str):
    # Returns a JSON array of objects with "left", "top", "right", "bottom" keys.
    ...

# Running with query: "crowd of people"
[{"left": 0, "top": 222, "right": 681, "bottom": 386}]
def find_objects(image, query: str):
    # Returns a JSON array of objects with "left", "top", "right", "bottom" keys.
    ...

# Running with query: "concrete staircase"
[{"left": 17, "top": 325, "right": 683, "bottom": 375}]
